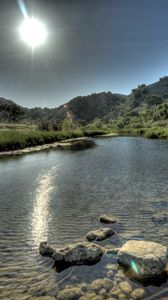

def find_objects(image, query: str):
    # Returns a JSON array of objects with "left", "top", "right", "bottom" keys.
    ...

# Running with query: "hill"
[
  {"left": 0, "top": 98, "right": 24, "bottom": 122},
  {"left": 1, "top": 76, "right": 168, "bottom": 128}
]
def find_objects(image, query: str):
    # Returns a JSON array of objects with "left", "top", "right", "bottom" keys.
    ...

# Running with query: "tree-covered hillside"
[{"left": 1, "top": 76, "right": 168, "bottom": 128}]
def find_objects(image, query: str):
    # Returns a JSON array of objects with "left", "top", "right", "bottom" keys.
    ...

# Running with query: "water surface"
[{"left": 0, "top": 137, "right": 168, "bottom": 299}]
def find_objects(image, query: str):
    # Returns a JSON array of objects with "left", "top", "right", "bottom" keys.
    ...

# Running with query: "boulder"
[
  {"left": 118, "top": 240, "right": 168, "bottom": 278},
  {"left": 39, "top": 241, "right": 103, "bottom": 267},
  {"left": 100, "top": 214, "right": 117, "bottom": 224},
  {"left": 86, "top": 228, "right": 114, "bottom": 242}
]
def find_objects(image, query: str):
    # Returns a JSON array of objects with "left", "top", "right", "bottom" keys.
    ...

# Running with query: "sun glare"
[{"left": 19, "top": 17, "right": 47, "bottom": 49}]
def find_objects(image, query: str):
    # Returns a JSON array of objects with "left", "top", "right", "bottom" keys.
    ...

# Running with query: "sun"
[{"left": 19, "top": 17, "right": 47, "bottom": 49}]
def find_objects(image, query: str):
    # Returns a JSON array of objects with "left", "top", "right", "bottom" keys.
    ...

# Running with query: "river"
[{"left": 0, "top": 137, "right": 168, "bottom": 299}]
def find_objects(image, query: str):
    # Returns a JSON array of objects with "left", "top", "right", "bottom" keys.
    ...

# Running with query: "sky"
[{"left": 0, "top": 0, "right": 168, "bottom": 108}]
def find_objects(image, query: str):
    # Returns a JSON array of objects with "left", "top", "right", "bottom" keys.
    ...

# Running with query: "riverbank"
[
  {"left": 0, "top": 137, "right": 96, "bottom": 157},
  {"left": 118, "top": 127, "right": 168, "bottom": 139},
  {"left": 0, "top": 126, "right": 168, "bottom": 155},
  {"left": 0, "top": 128, "right": 109, "bottom": 152}
]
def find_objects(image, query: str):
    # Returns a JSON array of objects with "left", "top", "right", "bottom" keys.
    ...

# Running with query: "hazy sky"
[{"left": 0, "top": 0, "right": 168, "bottom": 108}]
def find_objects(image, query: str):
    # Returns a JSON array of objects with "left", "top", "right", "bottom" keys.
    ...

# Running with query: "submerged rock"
[
  {"left": 39, "top": 241, "right": 103, "bottom": 268},
  {"left": 100, "top": 214, "right": 117, "bottom": 224},
  {"left": 118, "top": 240, "right": 168, "bottom": 279},
  {"left": 86, "top": 228, "right": 114, "bottom": 242},
  {"left": 119, "top": 281, "right": 132, "bottom": 294},
  {"left": 131, "top": 288, "right": 145, "bottom": 299},
  {"left": 57, "top": 287, "right": 83, "bottom": 300},
  {"left": 89, "top": 278, "right": 112, "bottom": 292},
  {"left": 30, "top": 297, "right": 56, "bottom": 300},
  {"left": 79, "top": 292, "right": 97, "bottom": 300}
]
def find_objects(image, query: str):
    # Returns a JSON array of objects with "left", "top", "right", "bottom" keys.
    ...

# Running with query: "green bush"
[{"left": 144, "top": 95, "right": 162, "bottom": 106}]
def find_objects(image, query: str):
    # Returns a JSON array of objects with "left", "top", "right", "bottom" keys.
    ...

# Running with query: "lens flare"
[
  {"left": 18, "top": 0, "right": 28, "bottom": 19},
  {"left": 131, "top": 260, "right": 139, "bottom": 274}
]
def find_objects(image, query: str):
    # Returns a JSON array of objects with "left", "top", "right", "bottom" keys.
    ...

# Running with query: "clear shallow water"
[{"left": 0, "top": 137, "right": 168, "bottom": 299}]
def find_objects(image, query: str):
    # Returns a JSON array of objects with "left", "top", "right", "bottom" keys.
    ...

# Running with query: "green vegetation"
[
  {"left": 0, "top": 118, "right": 168, "bottom": 152},
  {"left": 0, "top": 120, "right": 108, "bottom": 152},
  {"left": 1, "top": 117, "right": 168, "bottom": 153},
  {"left": 118, "top": 127, "right": 168, "bottom": 139},
  {"left": 0, "top": 123, "right": 37, "bottom": 131}
]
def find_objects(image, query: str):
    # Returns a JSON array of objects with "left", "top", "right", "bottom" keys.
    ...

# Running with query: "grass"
[
  {"left": 118, "top": 127, "right": 168, "bottom": 139},
  {"left": 0, "top": 123, "right": 37, "bottom": 131},
  {"left": 0, "top": 122, "right": 168, "bottom": 152},
  {"left": 0, "top": 128, "right": 108, "bottom": 152}
]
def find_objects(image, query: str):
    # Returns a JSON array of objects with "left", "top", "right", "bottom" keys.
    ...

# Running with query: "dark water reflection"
[{"left": 0, "top": 137, "right": 168, "bottom": 299}]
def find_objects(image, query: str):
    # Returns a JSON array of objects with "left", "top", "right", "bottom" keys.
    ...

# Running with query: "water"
[{"left": 0, "top": 137, "right": 168, "bottom": 299}]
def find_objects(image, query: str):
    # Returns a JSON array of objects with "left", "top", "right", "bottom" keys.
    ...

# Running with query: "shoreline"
[
  {"left": 0, "top": 137, "right": 96, "bottom": 158},
  {"left": 95, "top": 132, "right": 118, "bottom": 138},
  {"left": 1, "top": 129, "right": 168, "bottom": 158}
]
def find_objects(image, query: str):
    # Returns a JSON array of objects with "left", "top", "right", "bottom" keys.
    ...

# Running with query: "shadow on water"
[
  {"left": 53, "top": 258, "right": 103, "bottom": 273},
  {"left": 123, "top": 266, "right": 168, "bottom": 287}
]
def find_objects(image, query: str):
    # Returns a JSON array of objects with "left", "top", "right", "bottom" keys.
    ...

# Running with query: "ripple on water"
[{"left": 0, "top": 137, "right": 168, "bottom": 299}]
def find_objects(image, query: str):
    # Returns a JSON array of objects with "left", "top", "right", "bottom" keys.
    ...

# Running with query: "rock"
[
  {"left": 86, "top": 228, "right": 114, "bottom": 242},
  {"left": 99, "top": 288, "right": 107, "bottom": 296},
  {"left": 105, "top": 263, "right": 117, "bottom": 271},
  {"left": 89, "top": 278, "right": 112, "bottom": 292},
  {"left": 115, "top": 269, "right": 125, "bottom": 279},
  {"left": 30, "top": 297, "right": 55, "bottom": 300},
  {"left": 79, "top": 292, "right": 96, "bottom": 300},
  {"left": 105, "top": 248, "right": 120, "bottom": 255},
  {"left": 0, "top": 291, "right": 31, "bottom": 300},
  {"left": 92, "top": 297, "right": 104, "bottom": 300},
  {"left": 109, "top": 288, "right": 121, "bottom": 297},
  {"left": 164, "top": 263, "right": 168, "bottom": 274},
  {"left": 39, "top": 242, "right": 55, "bottom": 257},
  {"left": 100, "top": 214, "right": 117, "bottom": 224},
  {"left": 131, "top": 288, "right": 145, "bottom": 299},
  {"left": 107, "top": 270, "right": 114, "bottom": 278},
  {"left": 119, "top": 281, "right": 132, "bottom": 294},
  {"left": 78, "top": 283, "right": 87, "bottom": 292},
  {"left": 57, "top": 287, "right": 83, "bottom": 300},
  {"left": 90, "top": 296, "right": 103, "bottom": 300},
  {"left": 118, "top": 240, "right": 168, "bottom": 278},
  {"left": 113, "top": 278, "right": 122, "bottom": 285},
  {"left": 118, "top": 294, "right": 126, "bottom": 300},
  {"left": 39, "top": 241, "right": 103, "bottom": 267}
]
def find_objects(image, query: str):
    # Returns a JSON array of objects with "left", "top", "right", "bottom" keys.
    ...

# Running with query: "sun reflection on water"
[{"left": 31, "top": 167, "right": 56, "bottom": 248}]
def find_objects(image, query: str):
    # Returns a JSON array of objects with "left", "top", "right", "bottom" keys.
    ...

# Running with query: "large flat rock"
[
  {"left": 39, "top": 241, "right": 104, "bottom": 268},
  {"left": 118, "top": 240, "right": 168, "bottom": 278}
]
